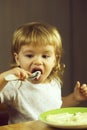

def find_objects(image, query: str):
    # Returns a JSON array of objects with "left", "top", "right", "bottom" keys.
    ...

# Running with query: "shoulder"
[{"left": 51, "top": 79, "right": 61, "bottom": 88}]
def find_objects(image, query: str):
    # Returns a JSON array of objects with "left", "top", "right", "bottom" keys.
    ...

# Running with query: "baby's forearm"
[
  {"left": 0, "top": 72, "right": 8, "bottom": 91},
  {"left": 62, "top": 93, "right": 80, "bottom": 107}
]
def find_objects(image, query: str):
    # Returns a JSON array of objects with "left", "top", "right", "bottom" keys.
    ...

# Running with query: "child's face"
[{"left": 14, "top": 44, "right": 56, "bottom": 83}]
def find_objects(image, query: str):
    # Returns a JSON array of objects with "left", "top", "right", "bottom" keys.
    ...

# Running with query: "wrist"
[{"left": 72, "top": 93, "right": 80, "bottom": 105}]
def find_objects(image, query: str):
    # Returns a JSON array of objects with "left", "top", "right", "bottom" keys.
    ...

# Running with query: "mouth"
[
  {"left": 29, "top": 68, "right": 43, "bottom": 80},
  {"left": 31, "top": 68, "right": 42, "bottom": 74}
]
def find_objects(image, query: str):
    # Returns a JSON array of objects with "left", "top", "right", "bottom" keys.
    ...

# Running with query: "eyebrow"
[
  {"left": 22, "top": 50, "right": 34, "bottom": 53},
  {"left": 23, "top": 51, "right": 52, "bottom": 54},
  {"left": 43, "top": 51, "right": 52, "bottom": 53}
]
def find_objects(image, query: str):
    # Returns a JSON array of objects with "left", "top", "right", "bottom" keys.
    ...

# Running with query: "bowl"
[{"left": 39, "top": 107, "right": 87, "bottom": 129}]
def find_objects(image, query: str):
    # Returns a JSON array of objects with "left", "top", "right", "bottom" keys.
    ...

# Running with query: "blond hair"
[{"left": 11, "top": 22, "right": 65, "bottom": 84}]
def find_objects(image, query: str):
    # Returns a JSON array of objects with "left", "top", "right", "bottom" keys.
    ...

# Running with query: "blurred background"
[{"left": 0, "top": 0, "right": 87, "bottom": 106}]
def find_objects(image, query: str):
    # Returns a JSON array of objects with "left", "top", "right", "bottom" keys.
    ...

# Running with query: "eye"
[
  {"left": 42, "top": 55, "right": 50, "bottom": 58},
  {"left": 26, "top": 54, "right": 34, "bottom": 58}
]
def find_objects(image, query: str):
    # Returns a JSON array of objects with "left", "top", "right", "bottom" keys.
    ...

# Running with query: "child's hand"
[
  {"left": 0, "top": 67, "right": 31, "bottom": 90},
  {"left": 4, "top": 67, "right": 31, "bottom": 81},
  {"left": 73, "top": 81, "right": 87, "bottom": 102}
]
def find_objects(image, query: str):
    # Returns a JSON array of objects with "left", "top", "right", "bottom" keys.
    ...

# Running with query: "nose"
[{"left": 33, "top": 56, "right": 43, "bottom": 65}]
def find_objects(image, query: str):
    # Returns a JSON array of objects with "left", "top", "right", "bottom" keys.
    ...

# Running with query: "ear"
[{"left": 14, "top": 53, "right": 20, "bottom": 66}]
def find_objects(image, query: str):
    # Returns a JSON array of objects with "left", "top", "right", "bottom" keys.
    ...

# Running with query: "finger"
[
  {"left": 20, "top": 71, "right": 28, "bottom": 80},
  {"left": 80, "top": 84, "right": 87, "bottom": 92},
  {"left": 75, "top": 81, "right": 80, "bottom": 88}
]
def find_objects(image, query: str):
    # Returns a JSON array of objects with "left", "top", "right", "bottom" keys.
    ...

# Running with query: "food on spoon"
[{"left": 28, "top": 71, "right": 41, "bottom": 80}]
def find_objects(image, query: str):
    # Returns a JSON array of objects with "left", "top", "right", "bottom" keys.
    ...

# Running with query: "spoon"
[{"left": 4, "top": 71, "right": 41, "bottom": 81}]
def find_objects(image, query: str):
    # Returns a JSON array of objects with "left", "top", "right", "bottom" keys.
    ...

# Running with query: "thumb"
[{"left": 75, "top": 81, "right": 80, "bottom": 89}]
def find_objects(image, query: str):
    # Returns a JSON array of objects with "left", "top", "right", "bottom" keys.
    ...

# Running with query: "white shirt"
[{"left": 0, "top": 79, "right": 62, "bottom": 124}]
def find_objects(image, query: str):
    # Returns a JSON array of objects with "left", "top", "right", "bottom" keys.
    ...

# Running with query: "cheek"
[
  {"left": 19, "top": 60, "right": 28, "bottom": 67},
  {"left": 51, "top": 57, "right": 56, "bottom": 67},
  {"left": 47, "top": 59, "right": 56, "bottom": 72}
]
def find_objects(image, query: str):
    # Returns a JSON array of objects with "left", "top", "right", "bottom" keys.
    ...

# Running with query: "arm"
[
  {"left": 62, "top": 81, "right": 87, "bottom": 107},
  {"left": 62, "top": 93, "right": 80, "bottom": 107},
  {"left": 0, "top": 72, "right": 9, "bottom": 91}
]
